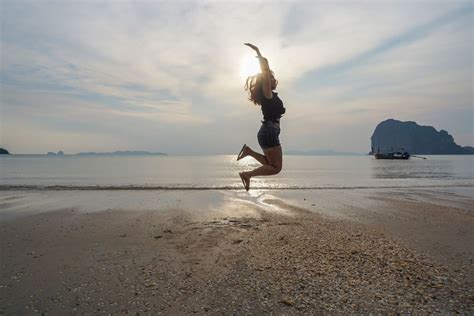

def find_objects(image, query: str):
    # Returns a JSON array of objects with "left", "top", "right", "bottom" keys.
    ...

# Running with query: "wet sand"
[{"left": 0, "top": 188, "right": 473, "bottom": 314}]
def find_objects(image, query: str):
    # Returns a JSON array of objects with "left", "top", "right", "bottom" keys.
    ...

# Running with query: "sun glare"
[{"left": 240, "top": 55, "right": 260, "bottom": 80}]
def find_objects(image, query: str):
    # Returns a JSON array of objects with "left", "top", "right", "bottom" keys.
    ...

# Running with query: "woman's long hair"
[{"left": 244, "top": 71, "right": 277, "bottom": 106}]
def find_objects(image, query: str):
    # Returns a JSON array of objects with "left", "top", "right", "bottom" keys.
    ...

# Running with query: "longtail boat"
[{"left": 374, "top": 152, "right": 410, "bottom": 160}]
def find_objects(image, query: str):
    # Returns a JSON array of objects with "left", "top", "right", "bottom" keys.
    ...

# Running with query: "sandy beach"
[{"left": 0, "top": 188, "right": 473, "bottom": 314}]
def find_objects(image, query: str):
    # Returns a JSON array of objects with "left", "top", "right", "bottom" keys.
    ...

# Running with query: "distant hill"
[
  {"left": 370, "top": 119, "right": 473, "bottom": 155},
  {"left": 0, "top": 148, "right": 10, "bottom": 154},
  {"left": 75, "top": 151, "right": 167, "bottom": 156},
  {"left": 464, "top": 146, "right": 474, "bottom": 154},
  {"left": 47, "top": 151, "right": 64, "bottom": 156},
  {"left": 286, "top": 149, "right": 362, "bottom": 156}
]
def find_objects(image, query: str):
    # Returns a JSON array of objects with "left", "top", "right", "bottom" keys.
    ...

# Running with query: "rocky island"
[
  {"left": 371, "top": 119, "right": 474, "bottom": 155},
  {"left": 76, "top": 151, "right": 167, "bottom": 156},
  {"left": 44, "top": 151, "right": 167, "bottom": 156},
  {"left": 47, "top": 151, "right": 64, "bottom": 156}
]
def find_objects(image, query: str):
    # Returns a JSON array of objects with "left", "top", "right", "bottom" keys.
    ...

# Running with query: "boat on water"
[{"left": 374, "top": 151, "right": 410, "bottom": 160}]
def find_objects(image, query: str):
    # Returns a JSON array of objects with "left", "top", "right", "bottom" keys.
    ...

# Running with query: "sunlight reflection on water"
[{"left": 0, "top": 155, "right": 472, "bottom": 189}]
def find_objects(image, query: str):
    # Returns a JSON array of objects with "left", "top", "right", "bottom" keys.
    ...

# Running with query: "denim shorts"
[{"left": 257, "top": 121, "right": 281, "bottom": 150}]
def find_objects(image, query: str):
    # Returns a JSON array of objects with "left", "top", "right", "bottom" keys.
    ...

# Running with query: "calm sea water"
[{"left": 1, "top": 155, "right": 473, "bottom": 190}]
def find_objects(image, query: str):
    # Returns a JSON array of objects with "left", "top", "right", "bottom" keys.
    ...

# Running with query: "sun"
[{"left": 239, "top": 54, "right": 260, "bottom": 80}]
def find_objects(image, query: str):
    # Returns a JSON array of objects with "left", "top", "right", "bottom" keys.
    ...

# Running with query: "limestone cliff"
[{"left": 370, "top": 119, "right": 473, "bottom": 154}]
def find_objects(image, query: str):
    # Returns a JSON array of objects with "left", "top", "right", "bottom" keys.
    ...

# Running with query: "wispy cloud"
[
  {"left": 294, "top": 3, "right": 473, "bottom": 88},
  {"left": 1, "top": 0, "right": 472, "bottom": 153}
]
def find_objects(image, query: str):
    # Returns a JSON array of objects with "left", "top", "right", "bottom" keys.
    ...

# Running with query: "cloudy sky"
[{"left": 1, "top": 0, "right": 472, "bottom": 154}]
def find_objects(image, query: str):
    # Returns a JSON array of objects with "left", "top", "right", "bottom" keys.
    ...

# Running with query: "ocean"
[{"left": 1, "top": 155, "right": 473, "bottom": 190}]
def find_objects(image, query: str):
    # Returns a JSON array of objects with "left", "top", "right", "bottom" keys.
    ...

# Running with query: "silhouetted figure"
[{"left": 237, "top": 43, "right": 286, "bottom": 191}]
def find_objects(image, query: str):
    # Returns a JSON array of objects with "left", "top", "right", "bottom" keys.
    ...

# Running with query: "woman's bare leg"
[
  {"left": 239, "top": 145, "right": 269, "bottom": 165},
  {"left": 240, "top": 146, "right": 282, "bottom": 190}
]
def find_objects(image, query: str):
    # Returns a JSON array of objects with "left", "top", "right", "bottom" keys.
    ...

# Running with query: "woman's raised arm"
[{"left": 244, "top": 43, "right": 273, "bottom": 99}]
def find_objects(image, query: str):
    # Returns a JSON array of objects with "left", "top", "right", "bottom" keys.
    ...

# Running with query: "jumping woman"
[{"left": 237, "top": 43, "right": 286, "bottom": 191}]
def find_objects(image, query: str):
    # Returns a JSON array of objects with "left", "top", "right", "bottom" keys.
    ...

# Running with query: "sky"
[{"left": 1, "top": 0, "right": 473, "bottom": 154}]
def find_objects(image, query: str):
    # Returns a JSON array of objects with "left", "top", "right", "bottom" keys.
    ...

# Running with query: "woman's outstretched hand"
[{"left": 244, "top": 43, "right": 262, "bottom": 57}]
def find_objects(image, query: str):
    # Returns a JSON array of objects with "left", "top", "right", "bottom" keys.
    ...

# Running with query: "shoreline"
[
  {"left": 0, "top": 188, "right": 473, "bottom": 314},
  {"left": 1, "top": 184, "right": 473, "bottom": 191}
]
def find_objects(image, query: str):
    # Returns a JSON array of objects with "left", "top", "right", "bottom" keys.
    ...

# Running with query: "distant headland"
[
  {"left": 75, "top": 151, "right": 167, "bottom": 156},
  {"left": 0, "top": 148, "right": 10, "bottom": 155},
  {"left": 371, "top": 119, "right": 474, "bottom": 155},
  {"left": 47, "top": 151, "right": 64, "bottom": 156},
  {"left": 45, "top": 151, "right": 167, "bottom": 156}
]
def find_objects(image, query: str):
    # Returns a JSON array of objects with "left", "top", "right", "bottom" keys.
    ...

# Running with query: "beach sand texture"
[{"left": 0, "top": 188, "right": 473, "bottom": 314}]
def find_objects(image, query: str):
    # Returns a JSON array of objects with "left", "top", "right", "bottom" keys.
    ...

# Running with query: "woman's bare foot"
[
  {"left": 237, "top": 145, "right": 252, "bottom": 161},
  {"left": 239, "top": 172, "right": 250, "bottom": 191},
  {"left": 242, "top": 146, "right": 252, "bottom": 159}
]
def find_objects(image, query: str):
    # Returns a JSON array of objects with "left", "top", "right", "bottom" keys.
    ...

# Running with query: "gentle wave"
[{"left": 0, "top": 184, "right": 472, "bottom": 191}]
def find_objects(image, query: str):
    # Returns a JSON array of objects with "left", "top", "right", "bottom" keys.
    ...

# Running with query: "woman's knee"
[{"left": 272, "top": 163, "right": 282, "bottom": 174}]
